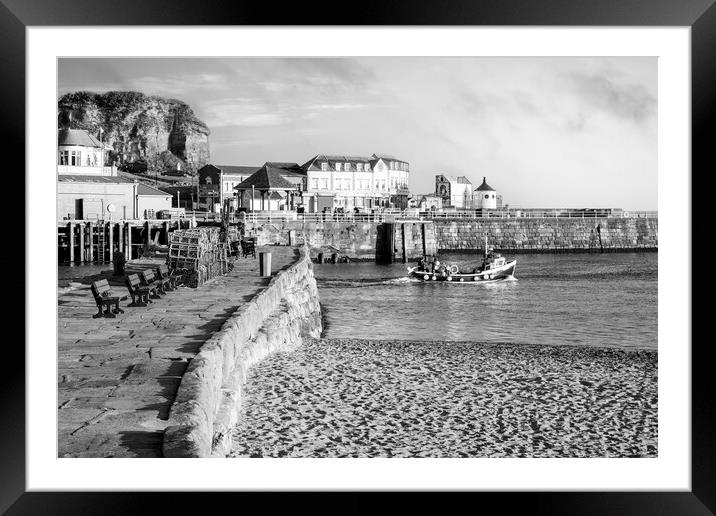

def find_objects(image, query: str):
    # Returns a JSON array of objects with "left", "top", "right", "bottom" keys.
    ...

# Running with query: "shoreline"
[{"left": 231, "top": 338, "right": 658, "bottom": 458}]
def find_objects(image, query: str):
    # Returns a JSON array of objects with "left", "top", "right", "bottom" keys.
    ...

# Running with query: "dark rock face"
[{"left": 58, "top": 91, "right": 210, "bottom": 174}]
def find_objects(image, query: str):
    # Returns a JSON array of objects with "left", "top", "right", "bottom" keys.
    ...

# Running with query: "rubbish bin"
[
  {"left": 259, "top": 252, "right": 272, "bottom": 277},
  {"left": 113, "top": 251, "right": 126, "bottom": 276}
]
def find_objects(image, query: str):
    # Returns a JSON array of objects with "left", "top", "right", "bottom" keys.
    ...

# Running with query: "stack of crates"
[{"left": 168, "top": 227, "right": 230, "bottom": 287}]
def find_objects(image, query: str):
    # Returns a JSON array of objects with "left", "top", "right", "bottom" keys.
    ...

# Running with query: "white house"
[
  {"left": 57, "top": 128, "right": 115, "bottom": 176},
  {"left": 300, "top": 153, "right": 410, "bottom": 212}
]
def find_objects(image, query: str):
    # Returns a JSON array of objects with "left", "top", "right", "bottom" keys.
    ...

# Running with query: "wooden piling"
[
  {"left": 421, "top": 223, "right": 427, "bottom": 257},
  {"left": 118, "top": 222, "right": 124, "bottom": 258},
  {"left": 68, "top": 222, "right": 75, "bottom": 263},
  {"left": 163, "top": 221, "right": 170, "bottom": 245},
  {"left": 127, "top": 223, "right": 133, "bottom": 260},
  {"left": 401, "top": 223, "right": 407, "bottom": 263},
  {"left": 108, "top": 222, "right": 114, "bottom": 262},
  {"left": 145, "top": 221, "right": 151, "bottom": 247},
  {"left": 78, "top": 223, "right": 84, "bottom": 263},
  {"left": 87, "top": 222, "right": 93, "bottom": 263}
]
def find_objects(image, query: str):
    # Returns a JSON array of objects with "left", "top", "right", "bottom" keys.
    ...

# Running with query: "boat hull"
[{"left": 407, "top": 260, "right": 516, "bottom": 282}]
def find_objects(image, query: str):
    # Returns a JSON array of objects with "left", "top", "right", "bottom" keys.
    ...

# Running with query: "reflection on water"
[{"left": 314, "top": 252, "right": 657, "bottom": 349}]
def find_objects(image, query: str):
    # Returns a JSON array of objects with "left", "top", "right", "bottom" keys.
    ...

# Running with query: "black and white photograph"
[{"left": 54, "top": 55, "right": 659, "bottom": 460}]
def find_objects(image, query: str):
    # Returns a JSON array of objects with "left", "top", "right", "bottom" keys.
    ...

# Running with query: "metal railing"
[
  {"left": 183, "top": 208, "right": 657, "bottom": 225},
  {"left": 410, "top": 209, "right": 658, "bottom": 220}
]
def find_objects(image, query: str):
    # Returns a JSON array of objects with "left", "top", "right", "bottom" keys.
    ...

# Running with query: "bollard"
[
  {"left": 288, "top": 230, "right": 296, "bottom": 246},
  {"left": 113, "top": 251, "right": 126, "bottom": 276},
  {"left": 259, "top": 252, "right": 272, "bottom": 277}
]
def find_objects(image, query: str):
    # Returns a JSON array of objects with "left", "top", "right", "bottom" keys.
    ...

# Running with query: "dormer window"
[
  {"left": 345, "top": 162, "right": 351, "bottom": 171},
  {"left": 321, "top": 162, "right": 328, "bottom": 171},
  {"left": 356, "top": 163, "right": 363, "bottom": 172},
  {"left": 335, "top": 163, "right": 342, "bottom": 171}
]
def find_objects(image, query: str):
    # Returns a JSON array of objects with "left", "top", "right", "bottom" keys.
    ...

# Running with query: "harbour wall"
[
  {"left": 245, "top": 220, "right": 437, "bottom": 261},
  {"left": 162, "top": 245, "right": 322, "bottom": 458},
  {"left": 433, "top": 218, "right": 658, "bottom": 252},
  {"left": 245, "top": 217, "right": 657, "bottom": 261}
]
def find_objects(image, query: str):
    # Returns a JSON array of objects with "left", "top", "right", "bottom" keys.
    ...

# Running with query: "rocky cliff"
[{"left": 58, "top": 91, "right": 210, "bottom": 174}]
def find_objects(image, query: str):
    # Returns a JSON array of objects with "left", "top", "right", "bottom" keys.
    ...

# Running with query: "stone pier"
[{"left": 57, "top": 246, "right": 301, "bottom": 457}]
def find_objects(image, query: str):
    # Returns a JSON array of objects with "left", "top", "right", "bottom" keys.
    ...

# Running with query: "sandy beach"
[{"left": 230, "top": 339, "right": 657, "bottom": 458}]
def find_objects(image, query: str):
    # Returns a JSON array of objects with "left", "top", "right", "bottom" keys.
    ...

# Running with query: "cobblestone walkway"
[{"left": 58, "top": 246, "right": 298, "bottom": 457}]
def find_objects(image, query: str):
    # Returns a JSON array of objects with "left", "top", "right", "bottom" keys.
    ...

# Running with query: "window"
[
  {"left": 492, "top": 194, "right": 495, "bottom": 198},
  {"left": 320, "top": 178, "right": 328, "bottom": 189},
  {"left": 335, "top": 163, "right": 342, "bottom": 171},
  {"left": 345, "top": 162, "right": 351, "bottom": 171},
  {"left": 365, "top": 165, "right": 371, "bottom": 172},
  {"left": 59, "top": 150, "right": 69, "bottom": 165},
  {"left": 485, "top": 194, "right": 489, "bottom": 199},
  {"left": 311, "top": 179, "right": 319, "bottom": 190},
  {"left": 71, "top": 151, "right": 81, "bottom": 166},
  {"left": 356, "top": 163, "right": 363, "bottom": 172},
  {"left": 321, "top": 162, "right": 328, "bottom": 171}
]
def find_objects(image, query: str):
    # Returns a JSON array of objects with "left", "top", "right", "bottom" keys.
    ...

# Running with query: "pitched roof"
[
  {"left": 57, "top": 175, "right": 133, "bottom": 184},
  {"left": 214, "top": 165, "right": 261, "bottom": 177},
  {"left": 457, "top": 176, "right": 472, "bottom": 184},
  {"left": 264, "top": 162, "right": 305, "bottom": 174},
  {"left": 235, "top": 166, "right": 298, "bottom": 190},
  {"left": 475, "top": 177, "right": 496, "bottom": 191},
  {"left": 301, "top": 154, "right": 376, "bottom": 172},
  {"left": 58, "top": 128, "right": 102, "bottom": 148},
  {"left": 137, "top": 183, "right": 172, "bottom": 196}
]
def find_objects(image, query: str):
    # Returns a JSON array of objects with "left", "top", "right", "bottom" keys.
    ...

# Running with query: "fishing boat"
[{"left": 407, "top": 236, "right": 516, "bottom": 282}]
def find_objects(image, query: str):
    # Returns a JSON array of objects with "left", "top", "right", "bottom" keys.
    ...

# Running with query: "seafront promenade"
[{"left": 57, "top": 246, "right": 298, "bottom": 457}]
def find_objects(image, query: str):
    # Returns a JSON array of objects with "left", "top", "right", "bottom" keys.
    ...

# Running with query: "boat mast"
[{"left": 484, "top": 234, "right": 488, "bottom": 257}]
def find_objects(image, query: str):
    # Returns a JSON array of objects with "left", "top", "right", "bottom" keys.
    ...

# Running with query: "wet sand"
[{"left": 230, "top": 339, "right": 657, "bottom": 458}]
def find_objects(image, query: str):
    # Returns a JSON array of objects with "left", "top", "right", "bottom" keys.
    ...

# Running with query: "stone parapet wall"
[
  {"left": 246, "top": 220, "right": 438, "bottom": 261},
  {"left": 162, "top": 246, "right": 322, "bottom": 457},
  {"left": 433, "top": 218, "right": 658, "bottom": 251}
]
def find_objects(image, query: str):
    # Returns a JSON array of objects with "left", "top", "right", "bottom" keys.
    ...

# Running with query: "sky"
[{"left": 59, "top": 57, "right": 657, "bottom": 210}]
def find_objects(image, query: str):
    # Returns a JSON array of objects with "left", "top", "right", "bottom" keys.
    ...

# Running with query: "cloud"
[{"left": 570, "top": 72, "right": 656, "bottom": 123}]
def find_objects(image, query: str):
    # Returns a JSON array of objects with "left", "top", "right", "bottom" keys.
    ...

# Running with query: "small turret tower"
[{"left": 474, "top": 177, "right": 497, "bottom": 209}]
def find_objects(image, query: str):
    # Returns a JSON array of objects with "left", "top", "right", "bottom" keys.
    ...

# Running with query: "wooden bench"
[
  {"left": 90, "top": 279, "right": 127, "bottom": 318},
  {"left": 156, "top": 264, "right": 181, "bottom": 290},
  {"left": 125, "top": 273, "right": 155, "bottom": 306},
  {"left": 241, "top": 238, "right": 257, "bottom": 258},
  {"left": 141, "top": 269, "right": 168, "bottom": 296}
]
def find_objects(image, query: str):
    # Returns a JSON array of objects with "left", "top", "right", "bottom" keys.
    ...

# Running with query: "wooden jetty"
[{"left": 57, "top": 219, "right": 187, "bottom": 264}]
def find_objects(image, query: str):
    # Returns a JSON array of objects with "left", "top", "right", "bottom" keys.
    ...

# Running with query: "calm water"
[{"left": 314, "top": 252, "right": 657, "bottom": 350}]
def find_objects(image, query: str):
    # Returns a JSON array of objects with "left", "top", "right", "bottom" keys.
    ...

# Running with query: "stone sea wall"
[
  {"left": 433, "top": 218, "right": 658, "bottom": 252},
  {"left": 162, "top": 246, "right": 322, "bottom": 458},
  {"left": 245, "top": 220, "right": 437, "bottom": 261},
  {"left": 244, "top": 217, "right": 656, "bottom": 261}
]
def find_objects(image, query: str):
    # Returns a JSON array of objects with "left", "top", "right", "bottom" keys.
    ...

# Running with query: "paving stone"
[{"left": 58, "top": 247, "right": 299, "bottom": 458}]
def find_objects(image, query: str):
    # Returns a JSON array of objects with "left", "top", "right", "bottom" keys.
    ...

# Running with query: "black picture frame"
[{"left": 5, "top": 0, "right": 708, "bottom": 513}]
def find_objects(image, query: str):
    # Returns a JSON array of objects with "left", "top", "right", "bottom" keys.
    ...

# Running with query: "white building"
[
  {"left": 57, "top": 128, "right": 171, "bottom": 220},
  {"left": 435, "top": 174, "right": 473, "bottom": 209},
  {"left": 473, "top": 176, "right": 498, "bottom": 209},
  {"left": 57, "top": 128, "right": 115, "bottom": 176},
  {"left": 301, "top": 154, "right": 410, "bottom": 212}
]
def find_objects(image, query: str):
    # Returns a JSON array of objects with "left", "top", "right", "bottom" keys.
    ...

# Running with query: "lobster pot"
[{"left": 168, "top": 227, "right": 230, "bottom": 287}]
